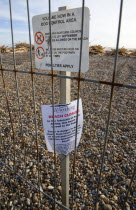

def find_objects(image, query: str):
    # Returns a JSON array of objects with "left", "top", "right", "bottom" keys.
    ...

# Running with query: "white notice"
[
  {"left": 41, "top": 99, "right": 83, "bottom": 155},
  {"left": 32, "top": 7, "right": 90, "bottom": 72}
]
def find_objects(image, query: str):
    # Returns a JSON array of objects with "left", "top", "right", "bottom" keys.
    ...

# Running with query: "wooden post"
[{"left": 59, "top": 6, "right": 71, "bottom": 208}]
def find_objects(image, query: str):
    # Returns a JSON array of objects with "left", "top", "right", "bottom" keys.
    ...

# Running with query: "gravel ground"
[{"left": 0, "top": 52, "right": 136, "bottom": 209}]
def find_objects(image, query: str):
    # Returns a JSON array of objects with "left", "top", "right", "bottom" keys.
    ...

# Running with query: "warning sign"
[
  {"left": 41, "top": 99, "right": 83, "bottom": 155},
  {"left": 35, "top": 32, "right": 44, "bottom": 44},
  {"left": 32, "top": 7, "right": 90, "bottom": 73},
  {"left": 36, "top": 47, "right": 45, "bottom": 59}
]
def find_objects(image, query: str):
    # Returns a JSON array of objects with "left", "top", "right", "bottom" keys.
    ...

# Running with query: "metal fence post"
[{"left": 59, "top": 6, "right": 71, "bottom": 208}]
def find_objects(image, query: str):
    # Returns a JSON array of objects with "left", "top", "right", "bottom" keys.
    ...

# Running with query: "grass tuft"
[{"left": 89, "top": 45, "right": 105, "bottom": 55}]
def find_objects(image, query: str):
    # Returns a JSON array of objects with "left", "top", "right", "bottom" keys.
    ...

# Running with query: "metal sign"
[{"left": 32, "top": 7, "right": 90, "bottom": 72}]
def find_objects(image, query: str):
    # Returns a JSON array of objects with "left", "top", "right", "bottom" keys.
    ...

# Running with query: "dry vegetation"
[
  {"left": 89, "top": 45, "right": 105, "bottom": 55},
  {"left": 105, "top": 47, "right": 130, "bottom": 56},
  {"left": 0, "top": 45, "right": 8, "bottom": 53},
  {"left": 0, "top": 43, "right": 136, "bottom": 57},
  {"left": 89, "top": 45, "right": 136, "bottom": 56},
  {"left": 16, "top": 42, "right": 34, "bottom": 51},
  {"left": 129, "top": 49, "right": 136, "bottom": 56},
  {"left": 0, "top": 42, "right": 34, "bottom": 53}
]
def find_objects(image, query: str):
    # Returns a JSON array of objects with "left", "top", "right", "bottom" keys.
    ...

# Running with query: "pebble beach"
[{"left": 0, "top": 52, "right": 136, "bottom": 209}]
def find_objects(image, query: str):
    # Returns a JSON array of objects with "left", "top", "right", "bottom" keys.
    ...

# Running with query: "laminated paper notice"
[{"left": 41, "top": 99, "right": 83, "bottom": 155}]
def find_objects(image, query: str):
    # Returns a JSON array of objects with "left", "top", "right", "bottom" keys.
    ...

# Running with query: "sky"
[{"left": 0, "top": 0, "right": 136, "bottom": 49}]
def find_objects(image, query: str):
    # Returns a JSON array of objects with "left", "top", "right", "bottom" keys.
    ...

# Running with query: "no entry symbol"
[
  {"left": 35, "top": 32, "right": 44, "bottom": 45},
  {"left": 36, "top": 47, "right": 45, "bottom": 59}
]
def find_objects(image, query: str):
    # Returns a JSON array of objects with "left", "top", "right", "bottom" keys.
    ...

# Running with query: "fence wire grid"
[{"left": 0, "top": 0, "right": 136, "bottom": 209}]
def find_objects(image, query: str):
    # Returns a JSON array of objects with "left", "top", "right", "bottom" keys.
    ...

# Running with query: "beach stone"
[
  {"left": 100, "top": 194, "right": 109, "bottom": 203},
  {"left": 112, "top": 195, "right": 118, "bottom": 201},
  {"left": 125, "top": 202, "right": 130, "bottom": 210},
  {"left": 57, "top": 186, "right": 62, "bottom": 190},
  {"left": 32, "top": 168, "right": 37, "bottom": 173},
  {"left": 120, "top": 186, "right": 126, "bottom": 192},
  {"left": 9, "top": 161, "right": 14, "bottom": 166},
  {"left": 83, "top": 185, "right": 87, "bottom": 189},
  {"left": 75, "top": 198, "right": 79, "bottom": 202},
  {"left": 26, "top": 169, "right": 30, "bottom": 173},
  {"left": 112, "top": 179, "right": 117, "bottom": 184},
  {"left": 133, "top": 192, "right": 136, "bottom": 198},
  {"left": 103, "top": 204, "right": 112, "bottom": 210},
  {"left": 14, "top": 200, "right": 18, "bottom": 205},
  {"left": 27, "top": 198, "right": 31, "bottom": 205},
  {"left": 29, "top": 162, "right": 33, "bottom": 167},
  {"left": 40, "top": 186, "right": 43, "bottom": 192},
  {"left": 33, "top": 195, "right": 38, "bottom": 203},
  {"left": 9, "top": 201, "right": 13, "bottom": 207},
  {"left": 80, "top": 205, "right": 85, "bottom": 209},
  {"left": 20, "top": 198, "right": 25, "bottom": 202},
  {"left": 126, "top": 207, "right": 130, "bottom": 210},
  {"left": 90, "top": 176, "right": 95, "bottom": 182},
  {"left": 48, "top": 185, "right": 54, "bottom": 190},
  {"left": 42, "top": 184, "right": 47, "bottom": 190}
]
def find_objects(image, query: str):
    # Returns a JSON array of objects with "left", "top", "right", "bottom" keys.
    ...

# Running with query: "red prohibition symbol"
[
  {"left": 36, "top": 47, "right": 45, "bottom": 59},
  {"left": 35, "top": 32, "right": 44, "bottom": 45}
]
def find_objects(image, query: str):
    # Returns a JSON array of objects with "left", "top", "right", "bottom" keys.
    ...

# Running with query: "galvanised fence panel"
[{"left": 0, "top": 0, "right": 136, "bottom": 209}]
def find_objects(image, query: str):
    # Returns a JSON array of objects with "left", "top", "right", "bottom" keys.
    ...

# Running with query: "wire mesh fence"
[{"left": 0, "top": 0, "right": 136, "bottom": 209}]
